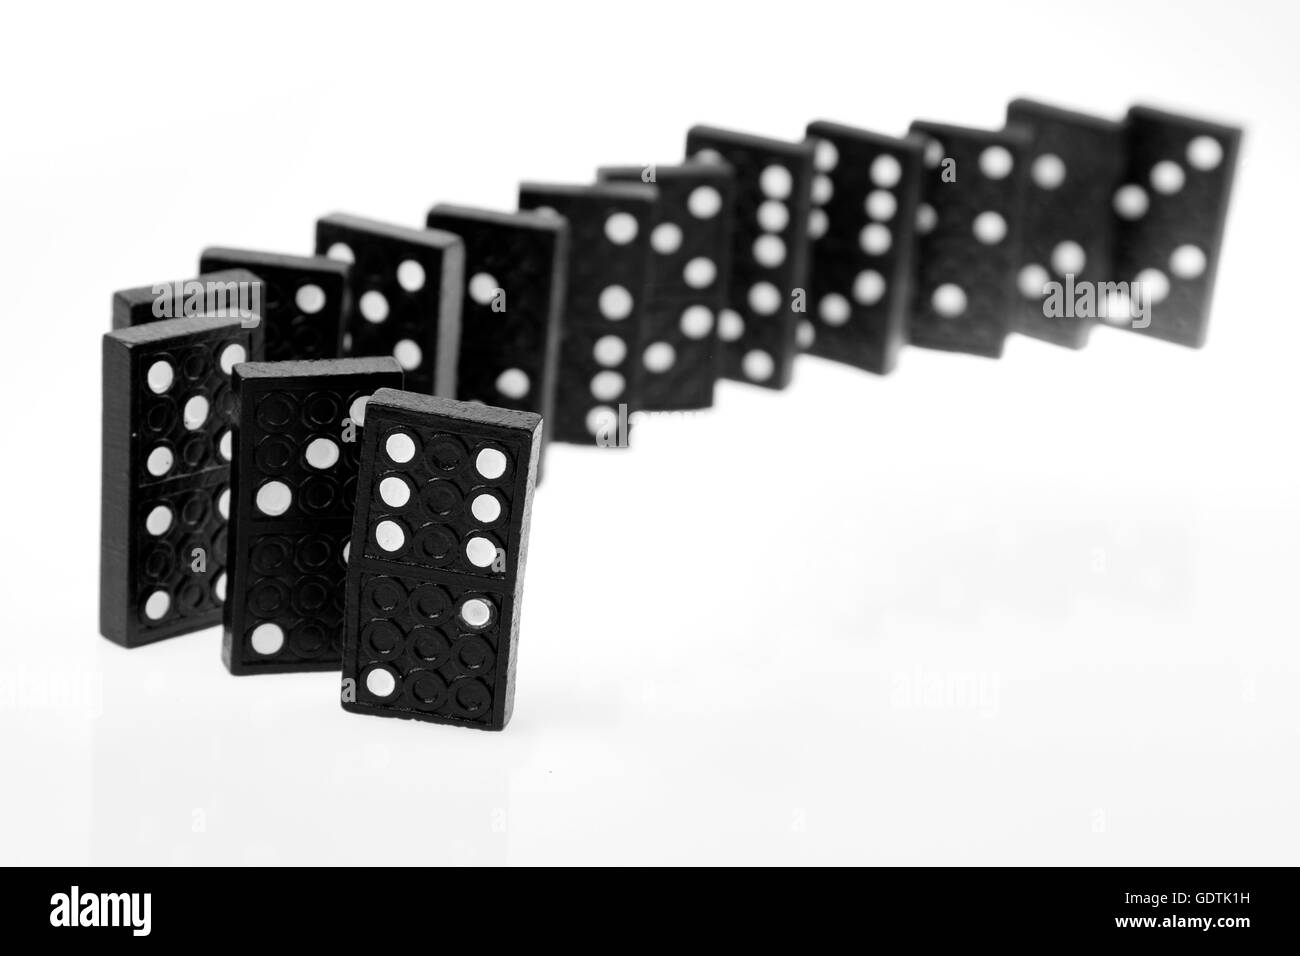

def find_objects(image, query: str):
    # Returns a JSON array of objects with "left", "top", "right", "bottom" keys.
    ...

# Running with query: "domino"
[
  {"left": 424, "top": 204, "right": 567, "bottom": 431},
  {"left": 802, "top": 121, "right": 923, "bottom": 373},
  {"left": 112, "top": 269, "right": 263, "bottom": 329},
  {"left": 596, "top": 162, "right": 736, "bottom": 411},
  {"left": 684, "top": 126, "right": 814, "bottom": 389},
  {"left": 313, "top": 213, "right": 464, "bottom": 395},
  {"left": 340, "top": 389, "right": 541, "bottom": 731},
  {"left": 100, "top": 315, "right": 264, "bottom": 647},
  {"left": 197, "top": 247, "right": 349, "bottom": 361},
  {"left": 517, "top": 181, "right": 656, "bottom": 443},
  {"left": 1003, "top": 100, "right": 1128, "bottom": 349},
  {"left": 222, "top": 357, "right": 403, "bottom": 675},
  {"left": 1109, "top": 105, "right": 1241, "bottom": 348},
  {"left": 907, "top": 120, "right": 1030, "bottom": 358}
]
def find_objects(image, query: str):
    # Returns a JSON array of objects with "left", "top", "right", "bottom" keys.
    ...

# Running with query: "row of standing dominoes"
[{"left": 99, "top": 99, "right": 1241, "bottom": 730}]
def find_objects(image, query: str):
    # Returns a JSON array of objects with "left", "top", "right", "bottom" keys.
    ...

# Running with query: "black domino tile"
[
  {"left": 684, "top": 126, "right": 814, "bottom": 389},
  {"left": 100, "top": 315, "right": 264, "bottom": 647},
  {"left": 518, "top": 181, "right": 656, "bottom": 444},
  {"left": 597, "top": 162, "right": 735, "bottom": 410},
  {"left": 424, "top": 204, "right": 566, "bottom": 436},
  {"left": 223, "top": 358, "right": 403, "bottom": 675},
  {"left": 907, "top": 121, "right": 1030, "bottom": 359},
  {"left": 112, "top": 269, "right": 263, "bottom": 329},
  {"left": 1110, "top": 105, "right": 1242, "bottom": 348},
  {"left": 313, "top": 213, "right": 464, "bottom": 395},
  {"left": 198, "top": 247, "right": 350, "bottom": 361},
  {"left": 341, "top": 388, "right": 541, "bottom": 731},
  {"left": 1003, "top": 100, "right": 1128, "bottom": 350},
  {"left": 803, "top": 121, "right": 923, "bottom": 374}
]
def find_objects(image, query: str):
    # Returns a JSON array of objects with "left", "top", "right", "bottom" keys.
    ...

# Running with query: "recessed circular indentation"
[
  {"left": 865, "top": 190, "right": 896, "bottom": 221},
  {"left": 147, "top": 360, "right": 174, "bottom": 394},
  {"left": 250, "top": 622, "right": 284, "bottom": 655},
  {"left": 1186, "top": 135, "right": 1223, "bottom": 171},
  {"left": 1051, "top": 240, "right": 1086, "bottom": 276},
  {"left": 871, "top": 154, "right": 902, "bottom": 188},
  {"left": 643, "top": 341, "right": 675, "bottom": 373},
  {"left": 1135, "top": 268, "right": 1171, "bottom": 304},
  {"left": 219, "top": 343, "right": 246, "bottom": 375},
  {"left": 593, "top": 335, "right": 626, "bottom": 366},
  {"left": 146, "top": 446, "right": 173, "bottom": 477},
  {"left": 460, "top": 597, "right": 492, "bottom": 628},
  {"left": 1113, "top": 184, "right": 1149, "bottom": 220},
  {"left": 586, "top": 405, "right": 617, "bottom": 435},
  {"left": 748, "top": 282, "right": 781, "bottom": 315},
  {"left": 213, "top": 572, "right": 226, "bottom": 603},
  {"left": 932, "top": 283, "right": 967, "bottom": 318},
  {"left": 397, "top": 259, "right": 426, "bottom": 292},
  {"left": 859, "top": 223, "right": 891, "bottom": 255},
  {"left": 923, "top": 139, "right": 944, "bottom": 169},
  {"left": 742, "top": 350, "right": 774, "bottom": 382},
  {"left": 916, "top": 203, "right": 937, "bottom": 234},
  {"left": 218, "top": 429, "right": 232, "bottom": 461},
  {"left": 813, "top": 138, "right": 838, "bottom": 172},
  {"left": 604, "top": 211, "right": 638, "bottom": 244},
  {"left": 217, "top": 487, "right": 230, "bottom": 520},
  {"left": 145, "top": 504, "right": 172, "bottom": 535},
  {"left": 360, "top": 290, "right": 389, "bottom": 323},
  {"left": 393, "top": 339, "right": 422, "bottom": 370},
  {"left": 808, "top": 208, "right": 828, "bottom": 240},
  {"left": 591, "top": 370, "right": 624, "bottom": 401},
  {"left": 1031, "top": 153, "right": 1066, "bottom": 190},
  {"left": 853, "top": 270, "right": 886, "bottom": 306},
  {"left": 1018, "top": 264, "right": 1050, "bottom": 299},
  {"left": 379, "top": 475, "right": 411, "bottom": 508},
  {"left": 972, "top": 211, "right": 1007, "bottom": 245},
  {"left": 979, "top": 145, "right": 1014, "bottom": 179},
  {"left": 469, "top": 272, "right": 499, "bottom": 306},
  {"left": 256, "top": 480, "right": 292, "bottom": 516},
  {"left": 1150, "top": 160, "right": 1185, "bottom": 195},
  {"left": 365, "top": 666, "right": 397, "bottom": 698},
  {"left": 683, "top": 258, "right": 716, "bottom": 289},
  {"left": 471, "top": 493, "right": 502, "bottom": 523},
  {"left": 688, "top": 185, "right": 722, "bottom": 219},
  {"left": 375, "top": 519, "right": 406, "bottom": 552},
  {"left": 753, "top": 234, "right": 786, "bottom": 267},
  {"left": 679, "top": 305, "right": 713, "bottom": 339},
  {"left": 759, "top": 164, "right": 792, "bottom": 199},
  {"left": 650, "top": 222, "right": 682, "bottom": 255},
  {"left": 496, "top": 367, "right": 530, "bottom": 399},
  {"left": 757, "top": 200, "right": 788, "bottom": 232},
  {"left": 144, "top": 590, "right": 170, "bottom": 621},
  {"left": 385, "top": 431, "right": 416, "bottom": 463},
  {"left": 717, "top": 309, "right": 744, "bottom": 342},
  {"left": 326, "top": 242, "right": 354, "bottom": 262},
  {"left": 182, "top": 395, "right": 209, "bottom": 431},
  {"left": 476, "top": 447, "right": 508, "bottom": 480},
  {"left": 599, "top": 284, "right": 634, "bottom": 320},
  {"left": 797, "top": 320, "right": 815, "bottom": 349},
  {"left": 304, "top": 436, "right": 339, "bottom": 469},
  {"left": 348, "top": 395, "right": 369, "bottom": 427},
  {"left": 295, "top": 283, "right": 326, "bottom": 314},
  {"left": 465, "top": 536, "right": 498, "bottom": 568},
  {"left": 1169, "top": 244, "right": 1207, "bottom": 279},
  {"left": 819, "top": 293, "right": 850, "bottom": 326}
]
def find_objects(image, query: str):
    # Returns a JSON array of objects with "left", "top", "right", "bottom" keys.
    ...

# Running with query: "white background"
[{"left": 1, "top": 0, "right": 1296, "bottom": 865}]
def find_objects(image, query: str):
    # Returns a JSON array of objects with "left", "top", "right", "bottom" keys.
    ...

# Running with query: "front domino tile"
[
  {"left": 684, "top": 126, "right": 814, "bottom": 389},
  {"left": 198, "top": 247, "right": 351, "bottom": 361},
  {"left": 100, "top": 315, "right": 264, "bottom": 647},
  {"left": 517, "top": 181, "right": 656, "bottom": 444},
  {"left": 907, "top": 121, "right": 1031, "bottom": 359},
  {"left": 341, "top": 389, "right": 541, "bottom": 731},
  {"left": 313, "top": 213, "right": 464, "bottom": 395},
  {"left": 223, "top": 357, "right": 403, "bottom": 675},
  {"left": 596, "top": 162, "right": 737, "bottom": 411},
  {"left": 802, "top": 121, "right": 923, "bottom": 374},
  {"left": 1110, "top": 105, "right": 1242, "bottom": 348}
]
